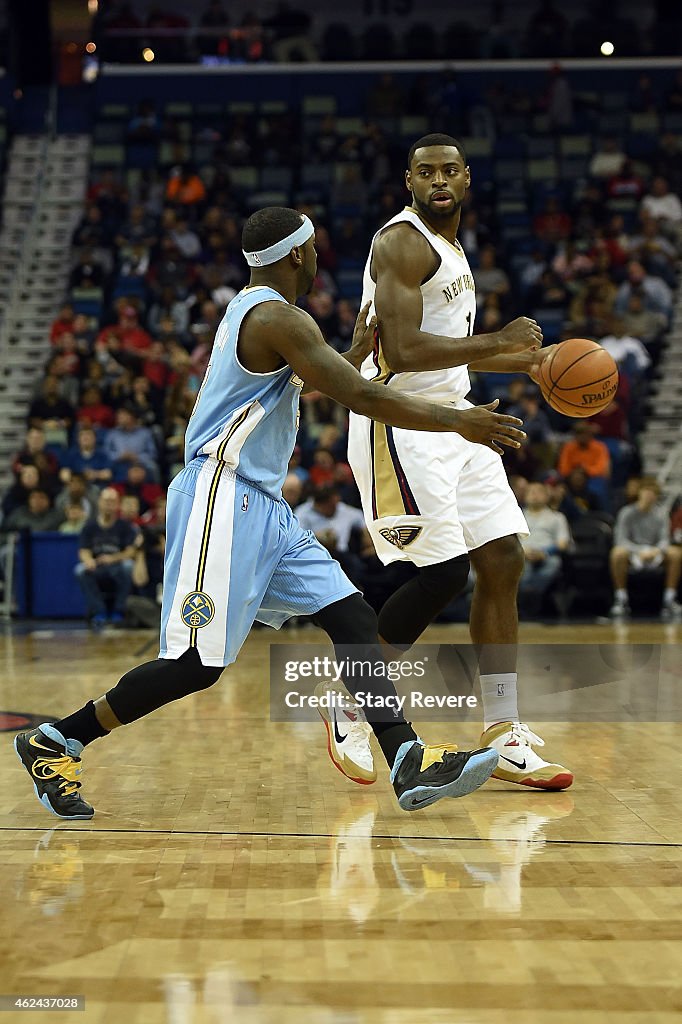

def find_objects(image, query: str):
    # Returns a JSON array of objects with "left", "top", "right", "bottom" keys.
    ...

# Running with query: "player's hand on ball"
[
  {"left": 528, "top": 344, "right": 559, "bottom": 384},
  {"left": 457, "top": 400, "right": 526, "bottom": 455},
  {"left": 350, "top": 301, "right": 378, "bottom": 364},
  {"left": 499, "top": 316, "right": 543, "bottom": 354}
]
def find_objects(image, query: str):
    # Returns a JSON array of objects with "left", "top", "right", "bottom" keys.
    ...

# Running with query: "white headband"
[{"left": 242, "top": 215, "right": 314, "bottom": 267}]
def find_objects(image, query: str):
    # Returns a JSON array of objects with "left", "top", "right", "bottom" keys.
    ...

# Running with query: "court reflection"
[{"left": 316, "top": 792, "right": 575, "bottom": 925}]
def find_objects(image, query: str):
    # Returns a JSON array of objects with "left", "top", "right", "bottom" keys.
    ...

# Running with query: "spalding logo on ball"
[{"left": 537, "top": 338, "right": 619, "bottom": 417}]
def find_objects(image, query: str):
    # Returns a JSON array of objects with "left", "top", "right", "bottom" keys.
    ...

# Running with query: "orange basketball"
[{"left": 538, "top": 338, "right": 619, "bottom": 418}]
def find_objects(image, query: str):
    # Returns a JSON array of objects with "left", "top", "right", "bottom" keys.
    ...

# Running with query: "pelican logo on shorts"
[
  {"left": 379, "top": 526, "right": 423, "bottom": 550},
  {"left": 181, "top": 591, "right": 215, "bottom": 629}
]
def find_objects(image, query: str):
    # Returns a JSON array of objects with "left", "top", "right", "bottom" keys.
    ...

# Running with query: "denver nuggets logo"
[
  {"left": 379, "top": 526, "right": 423, "bottom": 550},
  {"left": 181, "top": 591, "right": 215, "bottom": 629}
]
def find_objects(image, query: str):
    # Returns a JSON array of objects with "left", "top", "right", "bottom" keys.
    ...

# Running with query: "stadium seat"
[
  {"left": 527, "top": 158, "right": 559, "bottom": 182},
  {"left": 336, "top": 117, "right": 364, "bottom": 136},
  {"left": 464, "top": 138, "right": 493, "bottom": 157},
  {"left": 560, "top": 157, "right": 590, "bottom": 180},
  {"left": 126, "top": 144, "right": 158, "bottom": 169},
  {"left": 229, "top": 167, "right": 259, "bottom": 190},
  {"left": 321, "top": 23, "right": 356, "bottom": 61},
  {"left": 193, "top": 142, "right": 216, "bottom": 165},
  {"left": 99, "top": 104, "right": 131, "bottom": 119},
  {"left": 302, "top": 96, "right": 337, "bottom": 116},
  {"left": 663, "top": 113, "right": 682, "bottom": 133},
  {"left": 164, "top": 102, "right": 193, "bottom": 118},
  {"left": 597, "top": 113, "right": 629, "bottom": 135},
  {"left": 628, "top": 112, "right": 659, "bottom": 134},
  {"left": 91, "top": 144, "right": 125, "bottom": 167},
  {"left": 495, "top": 159, "right": 526, "bottom": 180},
  {"left": 246, "top": 191, "right": 289, "bottom": 210},
  {"left": 494, "top": 137, "right": 526, "bottom": 159},
  {"left": 336, "top": 268, "right": 364, "bottom": 299},
  {"left": 361, "top": 23, "right": 396, "bottom": 60},
  {"left": 227, "top": 102, "right": 256, "bottom": 116},
  {"left": 260, "top": 167, "right": 294, "bottom": 191},
  {"left": 558, "top": 135, "right": 592, "bottom": 157},
  {"left": 560, "top": 516, "right": 614, "bottom": 615},
  {"left": 301, "top": 165, "right": 333, "bottom": 189},
  {"left": 402, "top": 23, "right": 439, "bottom": 60},
  {"left": 399, "top": 116, "right": 429, "bottom": 138},
  {"left": 260, "top": 101, "right": 288, "bottom": 115},
  {"left": 526, "top": 137, "right": 556, "bottom": 159},
  {"left": 531, "top": 308, "right": 564, "bottom": 344},
  {"left": 159, "top": 142, "right": 190, "bottom": 166},
  {"left": 69, "top": 288, "right": 103, "bottom": 318},
  {"left": 195, "top": 103, "right": 222, "bottom": 119},
  {"left": 601, "top": 92, "right": 628, "bottom": 112},
  {"left": 94, "top": 123, "right": 126, "bottom": 144},
  {"left": 442, "top": 22, "right": 478, "bottom": 58}
]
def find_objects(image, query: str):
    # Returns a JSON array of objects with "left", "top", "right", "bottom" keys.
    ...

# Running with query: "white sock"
[
  {"left": 615, "top": 589, "right": 628, "bottom": 602},
  {"left": 480, "top": 673, "right": 519, "bottom": 731},
  {"left": 664, "top": 588, "right": 677, "bottom": 604}
]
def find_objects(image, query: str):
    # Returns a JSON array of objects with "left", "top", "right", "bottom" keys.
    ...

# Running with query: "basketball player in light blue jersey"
[{"left": 14, "top": 207, "right": 530, "bottom": 818}]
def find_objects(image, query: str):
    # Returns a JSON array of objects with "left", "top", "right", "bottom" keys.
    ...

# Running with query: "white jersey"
[{"left": 358, "top": 207, "right": 477, "bottom": 403}]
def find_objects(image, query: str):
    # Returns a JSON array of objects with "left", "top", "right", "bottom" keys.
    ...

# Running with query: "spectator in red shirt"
[
  {"left": 113, "top": 463, "right": 163, "bottom": 513},
  {"left": 308, "top": 448, "right": 337, "bottom": 489},
  {"left": 533, "top": 197, "right": 572, "bottom": 243},
  {"left": 118, "top": 306, "right": 153, "bottom": 355},
  {"left": 607, "top": 161, "right": 645, "bottom": 200},
  {"left": 53, "top": 332, "right": 82, "bottom": 376},
  {"left": 95, "top": 306, "right": 152, "bottom": 359},
  {"left": 76, "top": 385, "right": 115, "bottom": 430},
  {"left": 50, "top": 304, "right": 76, "bottom": 344},
  {"left": 143, "top": 341, "right": 178, "bottom": 393}
]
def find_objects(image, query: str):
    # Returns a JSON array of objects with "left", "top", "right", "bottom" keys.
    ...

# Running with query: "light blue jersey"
[
  {"left": 185, "top": 285, "right": 302, "bottom": 498},
  {"left": 160, "top": 285, "right": 358, "bottom": 667}
]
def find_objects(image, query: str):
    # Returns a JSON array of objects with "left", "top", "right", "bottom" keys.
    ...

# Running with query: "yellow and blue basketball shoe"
[
  {"left": 390, "top": 740, "right": 498, "bottom": 811},
  {"left": 14, "top": 725, "right": 94, "bottom": 819}
]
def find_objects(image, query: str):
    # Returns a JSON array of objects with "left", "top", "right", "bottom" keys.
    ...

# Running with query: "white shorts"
[{"left": 347, "top": 405, "right": 529, "bottom": 567}]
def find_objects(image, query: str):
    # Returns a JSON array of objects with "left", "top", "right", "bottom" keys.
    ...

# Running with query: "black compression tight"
[
  {"left": 378, "top": 553, "right": 471, "bottom": 650},
  {"left": 105, "top": 648, "right": 223, "bottom": 725}
]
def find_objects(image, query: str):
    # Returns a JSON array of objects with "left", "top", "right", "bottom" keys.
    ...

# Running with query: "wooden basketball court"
[{"left": 1, "top": 621, "right": 680, "bottom": 1023}]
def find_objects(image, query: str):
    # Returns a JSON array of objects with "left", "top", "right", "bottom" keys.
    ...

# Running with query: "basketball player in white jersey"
[{"left": 342, "top": 134, "right": 573, "bottom": 790}]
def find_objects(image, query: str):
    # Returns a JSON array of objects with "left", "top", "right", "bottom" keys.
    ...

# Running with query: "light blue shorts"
[{"left": 159, "top": 457, "right": 358, "bottom": 666}]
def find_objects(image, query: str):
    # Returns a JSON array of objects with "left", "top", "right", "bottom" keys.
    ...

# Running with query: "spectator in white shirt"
[
  {"left": 599, "top": 317, "right": 651, "bottom": 384},
  {"left": 640, "top": 177, "right": 682, "bottom": 239},
  {"left": 519, "top": 482, "right": 571, "bottom": 615},
  {"left": 297, "top": 484, "right": 373, "bottom": 593},
  {"left": 588, "top": 137, "right": 626, "bottom": 180},
  {"left": 297, "top": 484, "right": 366, "bottom": 554},
  {"left": 610, "top": 478, "right": 682, "bottom": 618},
  {"left": 615, "top": 261, "right": 672, "bottom": 321}
]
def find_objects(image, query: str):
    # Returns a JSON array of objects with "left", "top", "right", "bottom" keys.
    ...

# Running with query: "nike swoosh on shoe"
[
  {"left": 501, "top": 755, "right": 527, "bottom": 769},
  {"left": 333, "top": 711, "right": 347, "bottom": 745}
]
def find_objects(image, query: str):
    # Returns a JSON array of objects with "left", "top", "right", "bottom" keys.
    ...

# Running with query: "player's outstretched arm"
[
  {"left": 266, "top": 305, "right": 525, "bottom": 452},
  {"left": 373, "top": 226, "right": 542, "bottom": 372}
]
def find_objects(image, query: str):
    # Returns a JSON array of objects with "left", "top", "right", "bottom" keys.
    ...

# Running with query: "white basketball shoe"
[
  {"left": 315, "top": 681, "right": 376, "bottom": 785},
  {"left": 480, "top": 721, "right": 574, "bottom": 790}
]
